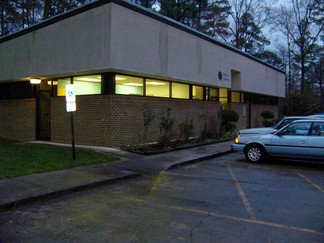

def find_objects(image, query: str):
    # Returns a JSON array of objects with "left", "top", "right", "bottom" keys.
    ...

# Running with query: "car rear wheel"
[{"left": 245, "top": 144, "right": 265, "bottom": 163}]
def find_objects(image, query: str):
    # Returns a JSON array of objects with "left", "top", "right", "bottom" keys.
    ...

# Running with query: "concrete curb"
[
  {"left": 167, "top": 150, "right": 233, "bottom": 170},
  {"left": 0, "top": 173, "right": 140, "bottom": 212}
]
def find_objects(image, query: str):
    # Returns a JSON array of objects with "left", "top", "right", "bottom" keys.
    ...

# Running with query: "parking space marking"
[
  {"left": 169, "top": 205, "right": 323, "bottom": 236},
  {"left": 227, "top": 165, "right": 256, "bottom": 221},
  {"left": 149, "top": 171, "right": 166, "bottom": 196},
  {"left": 294, "top": 171, "right": 324, "bottom": 193},
  {"left": 111, "top": 195, "right": 323, "bottom": 236}
]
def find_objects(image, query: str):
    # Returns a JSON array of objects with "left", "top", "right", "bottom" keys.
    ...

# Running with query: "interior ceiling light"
[
  {"left": 124, "top": 83, "right": 143, "bottom": 86},
  {"left": 115, "top": 77, "right": 126, "bottom": 81},
  {"left": 146, "top": 81, "right": 166, "bottom": 85},
  {"left": 30, "top": 78, "right": 41, "bottom": 84},
  {"left": 74, "top": 77, "right": 101, "bottom": 82}
]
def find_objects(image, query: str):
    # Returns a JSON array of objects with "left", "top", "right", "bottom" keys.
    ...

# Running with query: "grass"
[{"left": 0, "top": 139, "right": 119, "bottom": 179}]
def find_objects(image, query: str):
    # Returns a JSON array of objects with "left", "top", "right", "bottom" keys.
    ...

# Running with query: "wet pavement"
[{"left": 0, "top": 140, "right": 232, "bottom": 211}]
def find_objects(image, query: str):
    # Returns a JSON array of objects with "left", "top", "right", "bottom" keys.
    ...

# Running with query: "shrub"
[
  {"left": 143, "top": 105, "right": 155, "bottom": 141},
  {"left": 179, "top": 118, "right": 194, "bottom": 142},
  {"left": 159, "top": 107, "right": 174, "bottom": 145},
  {"left": 198, "top": 113, "right": 209, "bottom": 140},
  {"left": 218, "top": 109, "right": 239, "bottom": 133},
  {"left": 219, "top": 109, "right": 239, "bottom": 123},
  {"left": 261, "top": 111, "right": 274, "bottom": 127}
]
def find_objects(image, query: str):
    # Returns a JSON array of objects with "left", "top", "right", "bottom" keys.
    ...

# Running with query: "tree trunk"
[{"left": 43, "top": 0, "right": 52, "bottom": 20}]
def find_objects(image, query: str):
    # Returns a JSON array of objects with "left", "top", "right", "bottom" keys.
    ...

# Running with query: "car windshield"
[{"left": 272, "top": 118, "right": 293, "bottom": 130}]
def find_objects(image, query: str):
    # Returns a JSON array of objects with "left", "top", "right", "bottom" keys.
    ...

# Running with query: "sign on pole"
[
  {"left": 66, "top": 84, "right": 76, "bottom": 160},
  {"left": 66, "top": 84, "right": 76, "bottom": 112}
]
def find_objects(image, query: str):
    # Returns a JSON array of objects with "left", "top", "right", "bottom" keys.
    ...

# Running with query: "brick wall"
[
  {"left": 0, "top": 96, "right": 278, "bottom": 146},
  {"left": 0, "top": 99, "right": 36, "bottom": 141},
  {"left": 51, "top": 95, "right": 221, "bottom": 147},
  {"left": 109, "top": 95, "right": 221, "bottom": 146},
  {"left": 228, "top": 103, "right": 278, "bottom": 130},
  {"left": 51, "top": 95, "right": 111, "bottom": 146},
  {"left": 230, "top": 103, "right": 247, "bottom": 130},
  {"left": 0, "top": 96, "right": 279, "bottom": 145}
]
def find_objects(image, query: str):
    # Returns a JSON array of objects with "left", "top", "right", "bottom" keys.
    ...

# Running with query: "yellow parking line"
[
  {"left": 169, "top": 205, "right": 323, "bottom": 236},
  {"left": 294, "top": 171, "right": 324, "bottom": 193},
  {"left": 149, "top": 171, "right": 166, "bottom": 196},
  {"left": 113, "top": 195, "right": 323, "bottom": 236},
  {"left": 227, "top": 165, "right": 256, "bottom": 220}
]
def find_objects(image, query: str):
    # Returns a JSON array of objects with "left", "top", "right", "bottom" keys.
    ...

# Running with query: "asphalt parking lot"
[{"left": 0, "top": 152, "right": 323, "bottom": 242}]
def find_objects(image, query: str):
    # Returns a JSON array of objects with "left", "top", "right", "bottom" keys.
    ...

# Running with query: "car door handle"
[{"left": 299, "top": 140, "right": 306, "bottom": 144}]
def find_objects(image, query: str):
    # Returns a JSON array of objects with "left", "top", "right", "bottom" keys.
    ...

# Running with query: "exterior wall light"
[
  {"left": 48, "top": 80, "right": 58, "bottom": 85},
  {"left": 30, "top": 78, "right": 41, "bottom": 84}
]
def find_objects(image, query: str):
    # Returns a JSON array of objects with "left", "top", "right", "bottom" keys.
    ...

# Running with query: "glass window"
[
  {"left": 209, "top": 88, "right": 219, "bottom": 101},
  {"left": 192, "top": 85, "right": 204, "bottom": 100},
  {"left": 311, "top": 123, "right": 324, "bottom": 136},
  {"left": 57, "top": 78, "right": 71, "bottom": 96},
  {"left": 145, "top": 79, "right": 170, "bottom": 98},
  {"left": 73, "top": 75, "right": 101, "bottom": 95},
  {"left": 115, "top": 75, "right": 143, "bottom": 95},
  {"left": 282, "top": 122, "right": 311, "bottom": 136},
  {"left": 172, "top": 83, "right": 189, "bottom": 99},
  {"left": 219, "top": 88, "right": 228, "bottom": 103},
  {"left": 57, "top": 75, "right": 102, "bottom": 96},
  {"left": 231, "top": 91, "right": 241, "bottom": 103}
]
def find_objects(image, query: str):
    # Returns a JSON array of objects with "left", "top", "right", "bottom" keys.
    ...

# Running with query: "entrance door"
[{"left": 37, "top": 91, "right": 51, "bottom": 140}]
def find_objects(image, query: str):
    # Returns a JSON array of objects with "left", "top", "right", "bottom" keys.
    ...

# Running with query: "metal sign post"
[
  {"left": 70, "top": 112, "right": 76, "bottom": 161},
  {"left": 66, "top": 84, "right": 76, "bottom": 161}
]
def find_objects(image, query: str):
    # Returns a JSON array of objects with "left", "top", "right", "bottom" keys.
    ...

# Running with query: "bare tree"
[
  {"left": 228, "top": 0, "right": 275, "bottom": 54},
  {"left": 273, "top": 0, "right": 324, "bottom": 94}
]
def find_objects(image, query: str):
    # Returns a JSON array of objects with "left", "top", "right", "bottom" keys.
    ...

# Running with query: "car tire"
[{"left": 245, "top": 144, "right": 265, "bottom": 163}]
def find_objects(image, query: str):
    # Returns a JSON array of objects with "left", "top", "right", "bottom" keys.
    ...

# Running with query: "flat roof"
[{"left": 0, "top": 0, "right": 285, "bottom": 74}]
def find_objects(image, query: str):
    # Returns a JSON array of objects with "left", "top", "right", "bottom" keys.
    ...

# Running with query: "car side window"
[
  {"left": 281, "top": 122, "right": 311, "bottom": 136},
  {"left": 311, "top": 123, "right": 324, "bottom": 136}
]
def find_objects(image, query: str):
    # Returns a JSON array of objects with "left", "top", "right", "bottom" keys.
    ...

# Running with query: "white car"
[
  {"left": 238, "top": 116, "right": 321, "bottom": 137},
  {"left": 232, "top": 120, "right": 324, "bottom": 163}
]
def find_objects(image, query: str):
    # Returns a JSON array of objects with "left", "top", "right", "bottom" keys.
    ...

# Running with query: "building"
[{"left": 0, "top": 0, "right": 285, "bottom": 147}]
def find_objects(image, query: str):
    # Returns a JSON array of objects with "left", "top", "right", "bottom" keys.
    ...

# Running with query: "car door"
[
  {"left": 269, "top": 122, "right": 311, "bottom": 158},
  {"left": 307, "top": 122, "right": 324, "bottom": 159}
]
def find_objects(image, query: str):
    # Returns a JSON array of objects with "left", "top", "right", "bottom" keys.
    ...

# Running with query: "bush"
[
  {"left": 143, "top": 105, "right": 155, "bottom": 141},
  {"left": 159, "top": 107, "right": 174, "bottom": 145},
  {"left": 262, "top": 121, "right": 273, "bottom": 127},
  {"left": 179, "top": 118, "right": 194, "bottom": 142},
  {"left": 260, "top": 111, "right": 274, "bottom": 120},
  {"left": 218, "top": 109, "right": 239, "bottom": 133},
  {"left": 261, "top": 111, "right": 274, "bottom": 127},
  {"left": 219, "top": 109, "right": 239, "bottom": 123}
]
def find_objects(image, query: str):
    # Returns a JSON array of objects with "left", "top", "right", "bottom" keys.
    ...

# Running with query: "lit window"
[
  {"left": 219, "top": 88, "right": 227, "bottom": 102},
  {"left": 57, "top": 78, "right": 71, "bottom": 96},
  {"left": 209, "top": 88, "right": 219, "bottom": 101},
  {"left": 115, "top": 75, "right": 143, "bottom": 95},
  {"left": 145, "top": 79, "right": 170, "bottom": 97},
  {"left": 57, "top": 75, "right": 102, "bottom": 96},
  {"left": 172, "top": 83, "right": 189, "bottom": 99},
  {"left": 231, "top": 92, "right": 241, "bottom": 103},
  {"left": 192, "top": 85, "right": 204, "bottom": 100},
  {"left": 73, "top": 75, "right": 101, "bottom": 95},
  {"left": 219, "top": 88, "right": 228, "bottom": 108}
]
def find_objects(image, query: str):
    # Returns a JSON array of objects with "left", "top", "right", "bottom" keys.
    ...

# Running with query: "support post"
[{"left": 70, "top": 112, "right": 76, "bottom": 161}]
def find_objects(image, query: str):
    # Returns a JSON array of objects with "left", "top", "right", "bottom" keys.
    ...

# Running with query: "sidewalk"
[{"left": 0, "top": 140, "right": 233, "bottom": 211}]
